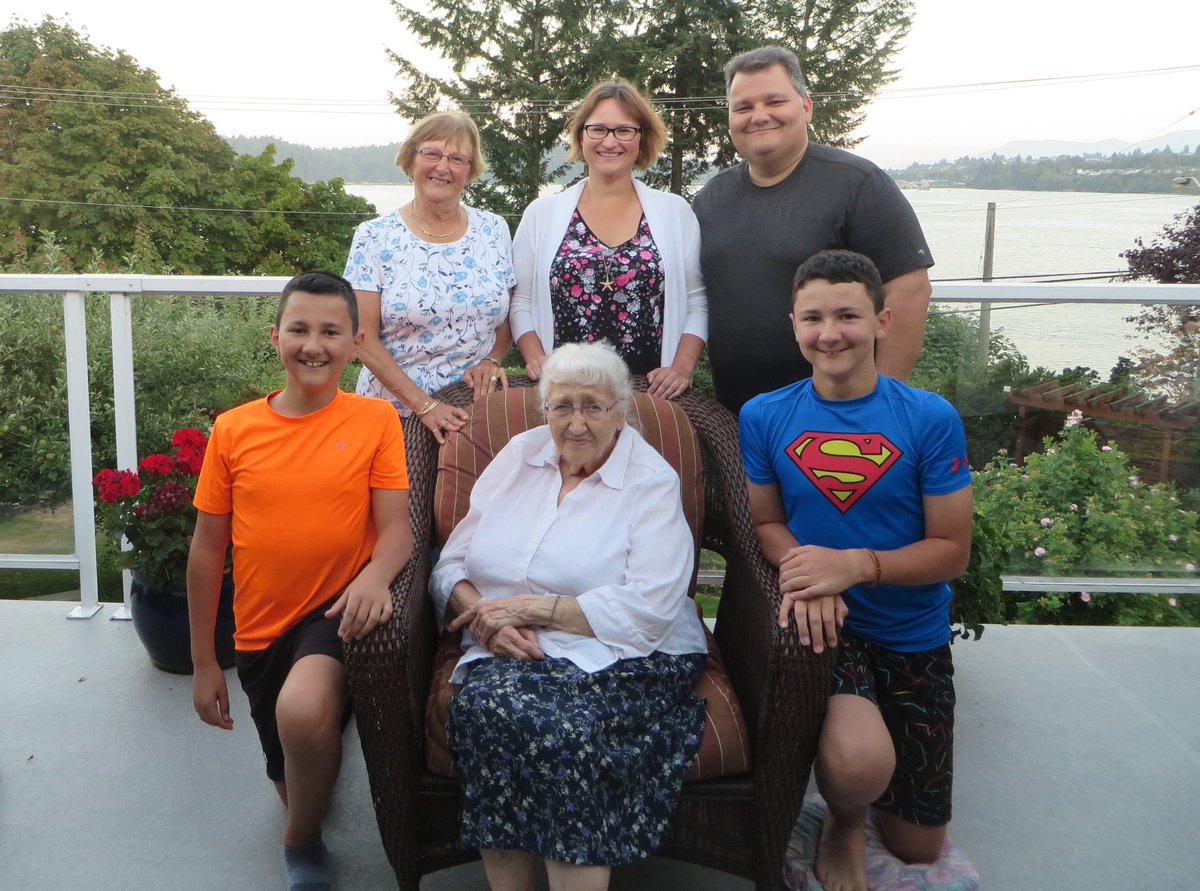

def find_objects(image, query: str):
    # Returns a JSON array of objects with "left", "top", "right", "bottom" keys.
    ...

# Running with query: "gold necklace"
[
  {"left": 600, "top": 249, "right": 616, "bottom": 293},
  {"left": 406, "top": 202, "right": 464, "bottom": 239}
]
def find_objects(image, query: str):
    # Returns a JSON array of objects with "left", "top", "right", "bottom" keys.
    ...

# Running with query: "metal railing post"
[
  {"left": 110, "top": 292, "right": 138, "bottom": 620},
  {"left": 63, "top": 291, "right": 101, "bottom": 619}
]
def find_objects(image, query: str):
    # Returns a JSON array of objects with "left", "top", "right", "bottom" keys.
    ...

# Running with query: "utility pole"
[{"left": 976, "top": 201, "right": 996, "bottom": 370}]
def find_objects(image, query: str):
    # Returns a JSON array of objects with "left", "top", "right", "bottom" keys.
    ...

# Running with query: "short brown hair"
[
  {"left": 567, "top": 80, "right": 666, "bottom": 171},
  {"left": 395, "top": 111, "right": 487, "bottom": 183}
]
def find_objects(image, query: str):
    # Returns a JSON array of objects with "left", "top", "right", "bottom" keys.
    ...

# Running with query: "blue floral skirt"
[{"left": 446, "top": 651, "right": 706, "bottom": 866}]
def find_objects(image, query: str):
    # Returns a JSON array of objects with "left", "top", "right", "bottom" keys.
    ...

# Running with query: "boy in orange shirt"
[{"left": 187, "top": 272, "right": 412, "bottom": 891}]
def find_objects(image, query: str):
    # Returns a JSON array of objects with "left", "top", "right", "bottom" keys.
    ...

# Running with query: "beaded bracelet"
[
  {"left": 863, "top": 548, "right": 881, "bottom": 587},
  {"left": 416, "top": 399, "right": 440, "bottom": 418}
]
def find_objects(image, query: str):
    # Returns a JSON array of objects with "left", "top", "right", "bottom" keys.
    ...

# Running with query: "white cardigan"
[{"left": 509, "top": 178, "right": 708, "bottom": 368}]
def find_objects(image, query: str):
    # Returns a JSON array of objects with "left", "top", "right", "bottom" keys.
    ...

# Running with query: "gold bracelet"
[
  {"left": 864, "top": 548, "right": 881, "bottom": 587},
  {"left": 547, "top": 594, "right": 562, "bottom": 627},
  {"left": 416, "top": 399, "right": 439, "bottom": 418},
  {"left": 481, "top": 356, "right": 502, "bottom": 368}
]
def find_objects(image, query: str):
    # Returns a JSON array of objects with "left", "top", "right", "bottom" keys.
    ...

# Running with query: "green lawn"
[{"left": 0, "top": 504, "right": 122, "bottom": 600}]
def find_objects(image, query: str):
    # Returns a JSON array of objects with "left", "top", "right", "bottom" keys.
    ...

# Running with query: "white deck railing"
[{"left": 2, "top": 274, "right": 1199, "bottom": 616}]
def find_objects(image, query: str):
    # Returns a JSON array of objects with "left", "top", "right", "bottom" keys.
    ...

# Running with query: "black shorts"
[
  {"left": 830, "top": 630, "right": 955, "bottom": 826},
  {"left": 235, "top": 603, "right": 351, "bottom": 782}
]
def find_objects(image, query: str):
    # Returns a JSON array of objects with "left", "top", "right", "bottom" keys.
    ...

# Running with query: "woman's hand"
[
  {"left": 485, "top": 626, "right": 544, "bottom": 661},
  {"left": 646, "top": 365, "right": 692, "bottom": 400},
  {"left": 462, "top": 359, "right": 508, "bottom": 401},
  {"left": 419, "top": 400, "right": 470, "bottom": 446},
  {"left": 449, "top": 596, "right": 546, "bottom": 660},
  {"left": 524, "top": 353, "right": 547, "bottom": 381}
]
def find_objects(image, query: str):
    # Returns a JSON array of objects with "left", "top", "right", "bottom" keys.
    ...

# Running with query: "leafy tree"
[
  {"left": 0, "top": 19, "right": 373, "bottom": 274},
  {"left": 389, "top": 0, "right": 625, "bottom": 220},
  {"left": 1121, "top": 202, "right": 1200, "bottom": 398},
  {"left": 389, "top": 0, "right": 914, "bottom": 203}
]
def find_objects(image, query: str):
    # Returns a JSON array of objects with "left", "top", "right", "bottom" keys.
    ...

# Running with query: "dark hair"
[
  {"left": 792, "top": 250, "right": 885, "bottom": 313},
  {"left": 277, "top": 272, "right": 359, "bottom": 334},
  {"left": 567, "top": 79, "right": 667, "bottom": 171},
  {"left": 724, "top": 46, "right": 809, "bottom": 98}
]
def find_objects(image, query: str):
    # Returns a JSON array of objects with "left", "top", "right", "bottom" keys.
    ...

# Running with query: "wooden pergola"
[{"left": 1007, "top": 379, "right": 1200, "bottom": 482}]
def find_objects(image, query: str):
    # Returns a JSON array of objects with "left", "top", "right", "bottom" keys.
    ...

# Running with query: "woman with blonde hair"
[
  {"left": 344, "top": 111, "right": 515, "bottom": 444},
  {"left": 510, "top": 80, "right": 707, "bottom": 399}
]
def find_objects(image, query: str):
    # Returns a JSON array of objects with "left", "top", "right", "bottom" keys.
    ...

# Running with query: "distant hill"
[
  {"left": 889, "top": 143, "right": 1200, "bottom": 194},
  {"left": 989, "top": 130, "right": 1200, "bottom": 160},
  {"left": 224, "top": 136, "right": 411, "bottom": 184}
]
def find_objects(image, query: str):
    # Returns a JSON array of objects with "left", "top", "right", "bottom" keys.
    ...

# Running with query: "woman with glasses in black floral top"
[{"left": 510, "top": 80, "right": 708, "bottom": 400}]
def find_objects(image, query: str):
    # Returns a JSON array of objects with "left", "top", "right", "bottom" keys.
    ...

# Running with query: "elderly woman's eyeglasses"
[
  {"left": 581, "top": 124, "right": 641, "bottom": 142},
  {"left": 416, "top": 147, "right": 472, "bottom": 169},
  {"left": 544, "top": 400, "right": 617, "bottom": 420}
]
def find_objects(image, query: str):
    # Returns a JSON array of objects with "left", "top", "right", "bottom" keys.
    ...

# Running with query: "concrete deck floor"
[{"left": 1, "top": 600, "right": 1197, "bottom": 890}]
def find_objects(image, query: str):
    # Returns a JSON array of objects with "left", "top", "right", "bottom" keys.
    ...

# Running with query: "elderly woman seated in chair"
[{"left": 429, "top": 341, "right": 709, "bottom": 891}]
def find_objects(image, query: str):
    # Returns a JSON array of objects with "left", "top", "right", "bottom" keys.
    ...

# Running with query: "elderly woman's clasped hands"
[{"left": 447, "top": 585, "right": 545, "bottom": 660}]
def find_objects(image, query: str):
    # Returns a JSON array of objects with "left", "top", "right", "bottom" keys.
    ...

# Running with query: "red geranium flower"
[
  {"left": 138, "top": 454, "right": 175, "bottom": 477},
  {"left": 172, "top": 428, "right": 207, "bottom": 451}
]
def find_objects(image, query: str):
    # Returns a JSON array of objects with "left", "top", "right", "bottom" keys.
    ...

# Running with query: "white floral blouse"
[{"left": 343, "top": 206, "right": 516, "bottom": 414}]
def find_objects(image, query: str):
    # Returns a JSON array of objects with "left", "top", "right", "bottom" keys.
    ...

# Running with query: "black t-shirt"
[{"left": 692, "top": 144, "right": 933, "bottom": 414}]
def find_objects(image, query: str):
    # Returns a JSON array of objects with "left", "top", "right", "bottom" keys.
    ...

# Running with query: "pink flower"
[
  {"left": 1069, "top": 503, "right": 1078, "bottom": 511},
  {"left": 1168, "top": 598, "right": 1178, "bottom": 607},
  {"left": 1034, "top": 547, "right": 1047, "bottom": 557},
  {"left": 1040, "top": 518, "right": 1053, "bottom": 527},
  {"left": 1169, "top": 534, "right": 1179, "bottom": 542},
  {"left": 1187, "top": 564, "right": 1196, "bottom": 572},
  {"left": 1065, "top": 409, "right": 1083, "bottom": 428},
  {"left": 1080, "top": 592, "right": 1091, "bottom": 603},
  {"left": 1101, "top": 445, "right": 1113, "bottom": 452}
]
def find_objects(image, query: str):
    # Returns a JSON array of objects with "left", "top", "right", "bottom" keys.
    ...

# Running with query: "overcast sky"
[{"left": 7, "top": 0, "right": 1200, "bottom": 168}]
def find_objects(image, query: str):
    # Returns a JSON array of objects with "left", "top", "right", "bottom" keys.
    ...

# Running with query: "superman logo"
[{"left": 787, "top": 431, "right": 903, "bottom": 513}]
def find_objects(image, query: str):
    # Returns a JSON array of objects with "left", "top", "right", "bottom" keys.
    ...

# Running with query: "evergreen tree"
[{"left": 388, "top": 0, "right": 914, "bottom": 203}]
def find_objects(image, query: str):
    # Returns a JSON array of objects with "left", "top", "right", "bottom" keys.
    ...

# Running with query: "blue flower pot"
[{"left": 130, "top": 570, "right": 236, "bottom": 674}]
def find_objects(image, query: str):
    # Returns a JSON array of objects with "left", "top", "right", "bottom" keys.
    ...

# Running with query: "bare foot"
[{"left": 815, "top": 809, "right": 868, "bottom": 891}]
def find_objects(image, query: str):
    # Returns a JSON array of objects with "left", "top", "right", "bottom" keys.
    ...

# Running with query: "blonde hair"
[
  {"left": 395, "top": 111, "right": 487, "bottom": 182},
  {"left": 567, "top": 80, "right": 667, "bottom": 171}
]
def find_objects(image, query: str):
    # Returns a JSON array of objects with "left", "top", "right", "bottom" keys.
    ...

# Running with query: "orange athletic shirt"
[{"left": 194, "top": 390, "right": 409, "bottom": 651}]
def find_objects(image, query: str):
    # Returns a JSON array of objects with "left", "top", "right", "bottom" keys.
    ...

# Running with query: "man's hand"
[
  {"left": 193, "top": 661, "right": 233, "bottom": 730},
  {"left": 326, "top": 581, "right": 393, "bottom": 642},
  {"left": 778, "top": 592, "right": 848, "bottom": 653},
  {"left": 778, "top": 545, "right": 871, "bottom": 599}
]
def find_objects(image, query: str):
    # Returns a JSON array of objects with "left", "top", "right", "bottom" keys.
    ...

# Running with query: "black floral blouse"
[{"left": 549, "top": 209, "right": 665, "bottom": 375}]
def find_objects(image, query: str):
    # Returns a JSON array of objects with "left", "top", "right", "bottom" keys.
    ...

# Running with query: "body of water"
[{"left": 344, "top": 183, "right": 1200, "bottom": 375}]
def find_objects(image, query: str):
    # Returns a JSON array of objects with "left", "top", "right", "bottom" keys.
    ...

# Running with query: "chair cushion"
[
  {"left": 425, "top": 619, "right": 751, "bottom": 782},
  {"left": 433, "top": 388, "right": 704, "bottom": 590},
  {"left": 784, "top": 794, "right": 980, "bottom": 890}
]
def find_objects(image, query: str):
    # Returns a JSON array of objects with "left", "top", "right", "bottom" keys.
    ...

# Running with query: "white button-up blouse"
[{"left": 430, "top": 423, "right": 708, "bottom": 683}]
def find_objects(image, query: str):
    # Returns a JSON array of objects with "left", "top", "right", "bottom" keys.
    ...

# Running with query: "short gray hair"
[
  {"left": 724, "top": 46, "right": 809, "bottom": 98},
  {"left": 538, "top": 342, "right": 632, "bottom": 413}
]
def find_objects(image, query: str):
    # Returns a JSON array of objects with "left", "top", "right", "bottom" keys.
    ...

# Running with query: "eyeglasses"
[
  {"left": 544, "top": 400, "right": 617, "bottom": 420},
  {"left": 415, "top": 147, "right": 472, "bottom": 169},
  {"left": 581, "top": 124, "right": 641, "bottom": 142}
]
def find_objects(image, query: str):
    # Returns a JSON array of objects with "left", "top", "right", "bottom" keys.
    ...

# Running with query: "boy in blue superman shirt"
[{"left": 739, "top": 250, "right": 972, "bottom": 891}]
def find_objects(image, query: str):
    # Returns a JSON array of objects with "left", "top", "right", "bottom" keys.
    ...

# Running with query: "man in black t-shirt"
[{"left": 693, "top": 46, "right": 934, "bottom": 414}]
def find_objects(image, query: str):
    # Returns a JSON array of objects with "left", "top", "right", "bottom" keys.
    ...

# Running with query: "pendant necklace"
[
  {"left": 600, "top": 250, "right": 616, "bottom": 293},
  {"left": 407, "top": 202, "right": 464, "bottom": 239}
]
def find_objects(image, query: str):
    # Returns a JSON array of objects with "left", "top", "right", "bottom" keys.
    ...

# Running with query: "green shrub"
[{"left": 974, "top": 410, "right": 1200, "bottom": 626}]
